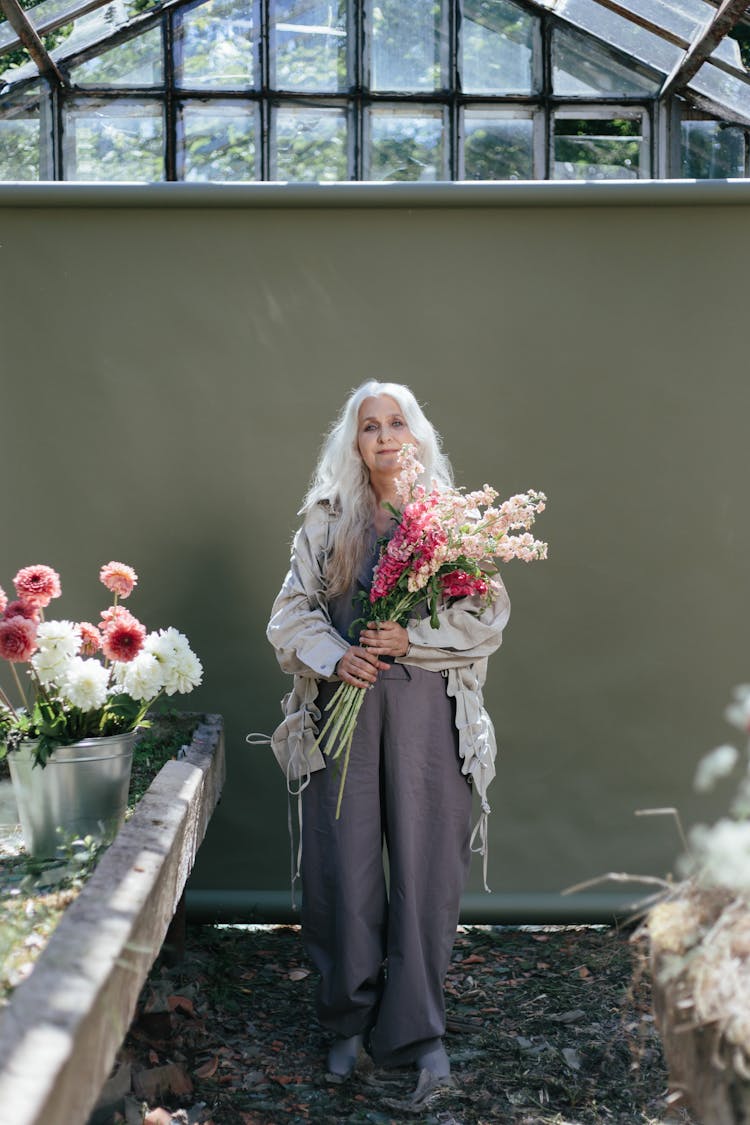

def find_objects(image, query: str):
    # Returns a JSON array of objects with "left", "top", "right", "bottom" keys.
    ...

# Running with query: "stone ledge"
[{"left": 0, "top": 714, "right": 226, "bottom": 1125}]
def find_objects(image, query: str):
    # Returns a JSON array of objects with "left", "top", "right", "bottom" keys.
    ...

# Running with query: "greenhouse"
[{"left": 0, "top": 0, "right": 749, "bottom": 181}]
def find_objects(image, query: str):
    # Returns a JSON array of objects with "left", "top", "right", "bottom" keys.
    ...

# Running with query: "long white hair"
[{"left": 302, "top": 380, "right": 453, "bottom": 599}]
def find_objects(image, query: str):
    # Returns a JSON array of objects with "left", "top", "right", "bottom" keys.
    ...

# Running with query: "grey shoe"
[
  {"left": 410, "top": 1066, "right": 456, "bottom": 1108},
  {"left": 325, "top": 1033, "right": 365, "bottom": 1083}
]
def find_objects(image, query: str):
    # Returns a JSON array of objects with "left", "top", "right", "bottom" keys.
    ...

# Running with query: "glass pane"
[
  {"left": 69, "top": 27, "right": 163, "bottom": 85},
  {"left": 271, "top": 0, "right": 348, "bottom": 92},
  {"left": 553, "top": 116, "right": 644, "bottom": 179},
  {"left": 174, "top": 0, "right": 257, "bottom": 89},
  {"left": 367, "top": 106, "right": 446, "bottom": 180},
  {"left": 551, "top": 0, "right": 682, "bottom": 74},
  {"left": 689, "top": 61, "right": 750, "bottom": 121},
  {"left": 680, "top": 120, "right": 745, "bottom": 179},
  {"left": 370, "top": 0, "right": 447, "bottom": 92},
  {"left": 712, "top": 35, "right": 742, "bottom": 70},
  {"left": 0, "top": 0, "right": 109, "bottom": 52},
  {"left": 0, "top": 88, "right": 42, "bottom": 180},
  {"left": 553, "top": 27, "right": 660, "bottom": 95},
  {"left": 273, "top": 105, "right": 347, "bottom": 181},
  {"left": 607, "top": 0, "right": 702, "bottom": 42},
  {"left": 62, "top": 99, "right": 163, "bottom": 180},
  {"left": 463, "top": 110, "right": 533, "bottom": 179},
  {"left": 462, "top": 0, "right": 537, "bottom": 95},
  {"left": 179, "top": 101, "right": 259, "bottom": 180}
]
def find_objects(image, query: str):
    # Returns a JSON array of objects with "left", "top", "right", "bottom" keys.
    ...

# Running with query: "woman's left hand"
[{"left": 360, "top": 621, "right": 409, "bottom": 658}]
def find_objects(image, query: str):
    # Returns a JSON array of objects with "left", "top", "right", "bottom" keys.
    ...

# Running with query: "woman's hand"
[
  {"left": 360, "top": 621, "right": 409, "bottom": 659},
  {"left": 335, "top": 645, "right": 389, "bottom": 688}
]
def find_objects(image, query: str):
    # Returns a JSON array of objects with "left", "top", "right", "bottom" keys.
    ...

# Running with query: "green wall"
[{"left": 1, "top": 182, "right": 748, "bottom": 914}]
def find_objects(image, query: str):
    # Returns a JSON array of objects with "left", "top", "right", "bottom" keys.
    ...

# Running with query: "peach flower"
[{"left": 99, "top": 561, "right": 137, "bottom": 599}]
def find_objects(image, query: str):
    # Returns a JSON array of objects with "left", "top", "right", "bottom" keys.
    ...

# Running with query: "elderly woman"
[{"left": 266, "top": 380, "right": 510, "bottom": 1102}]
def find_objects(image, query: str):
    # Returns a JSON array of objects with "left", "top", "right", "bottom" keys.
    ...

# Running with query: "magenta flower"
[
  {"left": 101, "top": 616, "right": 146, "bottom": 663},
  {"left": 3, "top": 599, "right": 38, "bottom": 622},
  {"left": 13, "top": 564, "right": 61, "bottom": 609},
  {"left": 0, "top": 615, "right": 38, "bottom": 662},
  {"left": 78, "top": 621, "right": 103, "bottom": 657},
  {"left": 441, "top": 571, "right": 489, "bottom": 599},
  {"left": 99, "top": 561, "right": 137, "bottom": 599}
]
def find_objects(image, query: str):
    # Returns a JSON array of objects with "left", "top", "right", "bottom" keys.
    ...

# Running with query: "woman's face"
[{"left": 357, "top": 394, "right": 416, "bottom": 477}]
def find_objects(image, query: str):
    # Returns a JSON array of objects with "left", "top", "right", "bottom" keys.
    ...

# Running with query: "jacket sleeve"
[
  {"left": 396, "top": 575, "right": 511, "bottom": 672},
  {"left": 266, "top": 508, "right": 351, "bottom": 680}
]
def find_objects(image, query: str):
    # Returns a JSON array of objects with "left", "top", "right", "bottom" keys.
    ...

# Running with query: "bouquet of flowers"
[
  {"left": 0, "top": 561, "right": 202, "bottom": 767},
  {"left": 316, "top": 445, "right": 548, "bottom": 816}
]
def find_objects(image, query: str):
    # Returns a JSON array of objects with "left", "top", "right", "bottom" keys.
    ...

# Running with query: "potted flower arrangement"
[{"left": 0, "top": 561, "right": 202, "bottom": 856}]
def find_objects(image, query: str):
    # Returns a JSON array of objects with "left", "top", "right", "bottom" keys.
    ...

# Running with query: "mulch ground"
[{"left": 105, "top": 923, "right": 697, "bottom": 1125}]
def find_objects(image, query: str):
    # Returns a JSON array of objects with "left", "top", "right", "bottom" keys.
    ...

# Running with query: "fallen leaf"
[
  {"left": 194, "top": 1056, "right": 219, "bottom": 1079},
  {"left": 167, "top": 995, "right": 196, "bottom": 1017},
  {"left": 578, "top": 966, "right": 591, "bottom": 979},
  {"left": 550, "top": 1009, "right": 587, "bottom": 1024},
  {"left": 288, "top": 968, "right": 310, "bottom": 981},
  {"left": 562, "top": 1047, "right": 582, "bottom": 1071},
  {"left": 461, "top": 954, "right": 486, "bottom": 965},
  {"left": 133, "top": 1063, "right": 193, "bottom": 1100}
]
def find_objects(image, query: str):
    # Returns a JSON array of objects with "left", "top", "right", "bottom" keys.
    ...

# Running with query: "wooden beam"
[
  {"left": 0, "top": 0, "right": 66, "bottom": 84},
  {"left": 660, "top": 0, "right": 750, "bottom": 99}
]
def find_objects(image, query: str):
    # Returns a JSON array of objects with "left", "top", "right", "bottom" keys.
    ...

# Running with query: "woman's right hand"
[{"left": 335, "top": 645, "right": 388, "bottom": 688}]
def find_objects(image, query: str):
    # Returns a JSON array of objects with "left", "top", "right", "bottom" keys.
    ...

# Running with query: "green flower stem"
[
  {"left": 9, "top": 662, "right": 28, "bottom": 711},
  {"left": 313, "top": 681, "right": 351, "bottom": 745},
  {"left": 334, "top": 722, "right": 358, "bottom": 820},
  {"left": 0, "top": 680, "right": 18, "bottom": 718},
  {"left": 321, "top": 683, "right": 364, "bottom": 762}
]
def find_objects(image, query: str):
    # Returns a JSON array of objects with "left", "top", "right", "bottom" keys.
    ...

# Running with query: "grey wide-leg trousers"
[{"left": 301, "top": 662, "right": 473, "bottom": 1067}]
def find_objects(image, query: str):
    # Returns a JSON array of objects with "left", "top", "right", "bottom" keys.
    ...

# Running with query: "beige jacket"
[{"left": 265, "top": 503, "right": 511, "bottom": 885}]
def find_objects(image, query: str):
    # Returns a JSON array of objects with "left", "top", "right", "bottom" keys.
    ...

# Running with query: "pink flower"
[
  {"left": 78, "top": 621, "right": 103, "bottom": 657},
  {"left": 441, "top": 570, "right": 489, "bottom": 599},
  {"left": 0, "top": 615, "right": 38, "bottom": 662},
  {"left": 99, "top": 561, "right": 137, "bottom": 599},
  {"left": 0, "top": 586, "right": 6, "bottom": 615},
  {"left": 13, "top": 564, "right": 61, "bottom": 609},
  {"left": 3, "top": 599, "right": 38, "bottom": 622},
  {"left": 101, "top": 616, "right": 146, "bottom": 663},
  {"left": 100, "top": 605, "right": 137, "bottom": 632}
]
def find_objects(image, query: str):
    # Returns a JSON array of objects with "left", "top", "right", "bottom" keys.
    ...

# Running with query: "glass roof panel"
[
  {"left": 541, "top": 0, "right": 684, "bottom": 73},
  {"left": 1, "top": 0, "right": 166, "bottom": 86},
  {"left": 711, "top": 36, "right": 743, "bottom": 69},
  {"left": 553, "top": 25, "right": 661, "bottom": 93},
  {"left": 689, "top": 58, "right": 750, "bottom": 121},
  {"left": 0, "top": 0, "right": 108, "bottom": 55},
  {"left": 69, "top": 24, "right": 163, "bottom": 84},
  {"left": 605, "top": 0, "right": 704, "bottom": 42}
]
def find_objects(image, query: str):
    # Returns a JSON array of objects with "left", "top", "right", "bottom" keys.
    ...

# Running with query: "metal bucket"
[{"left": 8, "top": 731, "right": 136, "bottom": 857}]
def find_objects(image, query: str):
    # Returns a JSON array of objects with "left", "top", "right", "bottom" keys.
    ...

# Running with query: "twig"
[
  {"left": 635, "top": 806, "right": 691, "bottom": 858},
  {"left": 562, "top": 872, "right": 673, "bottom": 896}
]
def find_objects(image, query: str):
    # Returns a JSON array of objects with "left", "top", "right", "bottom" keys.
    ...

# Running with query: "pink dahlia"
[
  {"left": 101, "top": 616, "right": 146, "bottom": 663},
  {"left": 0, "top": 615, "right": 38, "bottom": 662},
  {"left": 13, "top": 564, "right": 61, "bottom": 609},
  {"left": 99, "top": 561, "right": 137, "bottom": 599},
  {"left": 100, "top": 605, "right": 137, "bottom": 632},
  {"left": 0, "top": 586, "right": 6, "bottom": 615},
  {"left": 3, "top": 599, "right": 38, "bottom": 622},
  {"left": 78, "top": 621, "right": 103, "bottom": 657}
]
